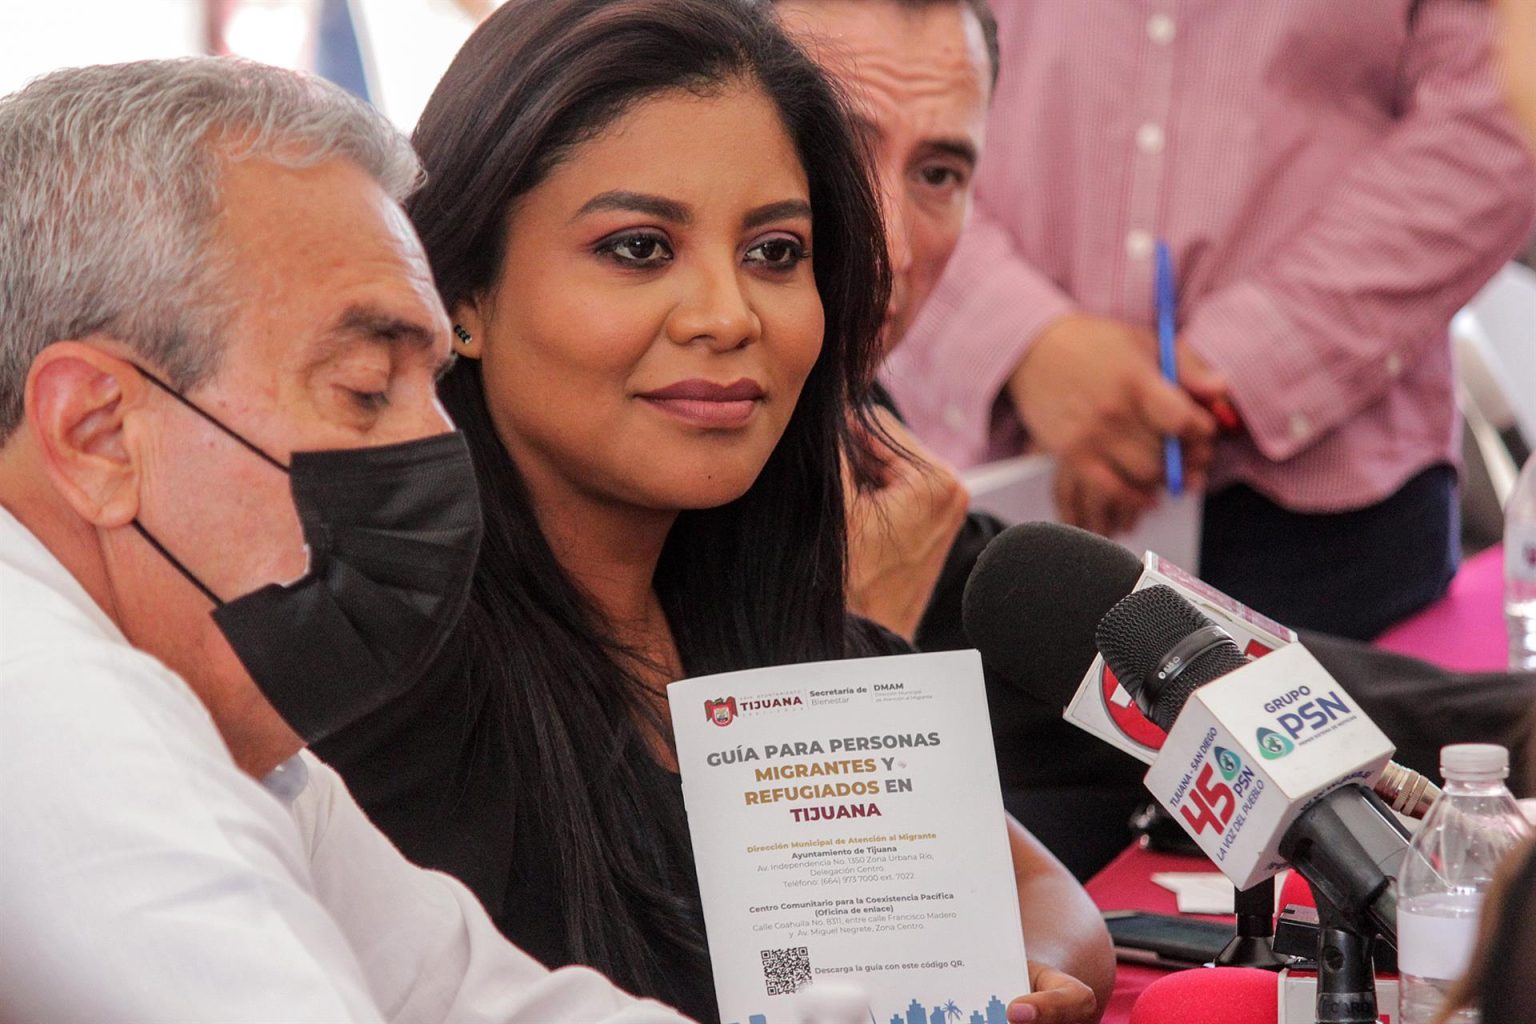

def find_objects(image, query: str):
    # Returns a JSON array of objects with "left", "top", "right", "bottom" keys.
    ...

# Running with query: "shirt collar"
[
  {"left": 2, "top": 505, "right": 314, "bottom": 807},
  {"left": 0, "top": 504, "right": 129, "bottom": 646}
]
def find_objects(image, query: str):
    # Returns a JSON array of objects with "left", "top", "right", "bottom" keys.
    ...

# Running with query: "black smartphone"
[{"left": 1103, "top": 910, "right": 1234, "bottom": 968}]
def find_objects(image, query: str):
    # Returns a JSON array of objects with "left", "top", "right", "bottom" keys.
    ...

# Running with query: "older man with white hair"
[{"left": 0, "top": 58, "right": 691, "bottom": 1024}]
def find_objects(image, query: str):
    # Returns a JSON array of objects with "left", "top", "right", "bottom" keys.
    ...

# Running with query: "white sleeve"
[
  {"left": 0, "top": 650, "right": 386, "bottom": 1024},
  {"left": 0, "top": 647, "right": 696, "bottom": 1024},
  {"left": 291, "top": 754, "right": 697, "bottom": 1024}
]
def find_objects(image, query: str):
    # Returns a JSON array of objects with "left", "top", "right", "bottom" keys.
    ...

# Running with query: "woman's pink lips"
[{"left": 637, "top": 378, "right": 765, "bottom": 429}]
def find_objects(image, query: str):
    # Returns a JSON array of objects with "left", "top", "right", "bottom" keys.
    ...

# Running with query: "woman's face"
[{"left": 463, "top": 82, "right": 825, "bottom": 515}]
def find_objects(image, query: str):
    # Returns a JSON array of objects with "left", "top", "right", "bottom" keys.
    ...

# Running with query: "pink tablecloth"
[{"left": 1376, "top": 545, "right": 1506, "bottom": 671}]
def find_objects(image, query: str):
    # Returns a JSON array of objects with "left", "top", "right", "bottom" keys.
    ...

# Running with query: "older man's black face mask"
[{"left": 129, "top": 367, "right": 482, "bottom": 744}]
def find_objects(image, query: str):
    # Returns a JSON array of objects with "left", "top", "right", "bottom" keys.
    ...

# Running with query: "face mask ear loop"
[
  {"left": 131, "top": 520, "right": 225, "bottom": 607},
  {"left": 132, "top": 366, "right": 289, "bottom": 474}
]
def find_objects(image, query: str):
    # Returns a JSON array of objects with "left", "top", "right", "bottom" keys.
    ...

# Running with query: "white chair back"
[{"left": 1460, "top": 262, "right": 1536, "bottom": 448}]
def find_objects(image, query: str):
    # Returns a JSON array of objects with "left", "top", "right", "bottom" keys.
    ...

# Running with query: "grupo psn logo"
[
  {"left": 1256, "top": 727, "right": 1295, "bottom": 759},
  {"left": 1263, "top": 686, "right": 1354, "bottom": 746}
]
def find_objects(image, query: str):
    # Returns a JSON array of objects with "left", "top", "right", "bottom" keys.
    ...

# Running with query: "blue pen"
[{"left": 1155, "top": 240, "right": 1184, "bottom": 497}]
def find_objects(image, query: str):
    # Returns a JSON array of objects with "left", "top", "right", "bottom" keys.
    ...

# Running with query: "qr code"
[{"left": 761, "top": 946, "right": 812, "bottom": 996}]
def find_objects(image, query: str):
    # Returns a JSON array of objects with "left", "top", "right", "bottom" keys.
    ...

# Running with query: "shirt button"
[
  {"left": 1125, "top": 229, "right": 1154, "bottom": 261},
  {"left": 1385, "top": 352, "right": 1404, "bottom": 378},
  {"left": 943, "top": 404, "right": 967, "bottom": 431},
  {"left": 1289, "top": 413, "right": 1312, "bottom": 442},
  {"left": 1147, "top": 13, "right": 1176, "bottom": 45},
  {"left": 1136, "top": 123, "right": 1166, "bottom": 154}
]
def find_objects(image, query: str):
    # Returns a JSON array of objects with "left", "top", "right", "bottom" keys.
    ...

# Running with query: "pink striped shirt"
[{"left": 884, "top": 0, "right": 1536, "bottom": 512}]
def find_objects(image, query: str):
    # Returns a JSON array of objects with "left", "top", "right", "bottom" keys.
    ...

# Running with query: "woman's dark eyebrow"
[
  {"left": 743, "top": 199, "right": 812, "bottom": 230},
  {"left": 573, "top": 190, "right": 690, "bottom": 224}
]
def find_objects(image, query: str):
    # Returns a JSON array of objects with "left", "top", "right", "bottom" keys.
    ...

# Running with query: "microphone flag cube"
[
  {"left": 1141, "top": 643, "right": 1395, "bottom": 890},
  {"left": 1065, "top": 552, "right": 1296, "bottom": 764}
]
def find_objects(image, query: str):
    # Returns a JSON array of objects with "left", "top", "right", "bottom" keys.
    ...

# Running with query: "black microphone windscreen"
[
  {"left": 961, "top": 522, "right": 1143, "bottom": 709},
  {"left": 1095, "top": 585, "right": 1249, "bottom": 729}
]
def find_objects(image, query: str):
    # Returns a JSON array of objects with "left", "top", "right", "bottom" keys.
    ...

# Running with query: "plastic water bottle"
[
  {"left": 1507, "top": 454, "right": 1536, "bottom": 671},
  {"left": 1397, "top": 744, "right": 1530, "bottom": 1023}
]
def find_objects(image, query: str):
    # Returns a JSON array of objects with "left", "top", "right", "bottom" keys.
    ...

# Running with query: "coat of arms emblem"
[{"left": 704, "top": 696, "right": 738, "bottom": 727}]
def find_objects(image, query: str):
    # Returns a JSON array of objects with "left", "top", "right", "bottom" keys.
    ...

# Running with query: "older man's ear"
[{"left": 23, "top": 341, "right": 149, "bottom": 528}]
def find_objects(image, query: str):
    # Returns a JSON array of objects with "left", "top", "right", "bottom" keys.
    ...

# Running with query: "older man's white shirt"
[{"left": 0, "top": 506, "right": 692, "bottom": 1024}]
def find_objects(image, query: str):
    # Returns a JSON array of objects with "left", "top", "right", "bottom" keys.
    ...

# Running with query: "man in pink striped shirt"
[{"left": 884, "top": 0, "right": 1536, "bottom": 638}]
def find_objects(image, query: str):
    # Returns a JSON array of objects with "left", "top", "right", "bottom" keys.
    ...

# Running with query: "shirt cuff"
[{"left": 1183, "top": 281, "right": 1365, "bottom": 463}]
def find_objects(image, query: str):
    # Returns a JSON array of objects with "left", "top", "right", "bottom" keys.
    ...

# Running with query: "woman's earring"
[{"left": 453, "top": 325, "right": 473, "bottom": 346}]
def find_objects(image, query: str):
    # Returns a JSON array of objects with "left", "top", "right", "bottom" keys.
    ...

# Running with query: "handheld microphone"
[
  {"left": 960, "top": 522, "right": 1143, "bottom": 710},
  {"left": 960, "top": 522, "right": 1439, "bottom": 818},
  {"left": 1096, "top": 584, "right": 1408, "bottom": 942},
  {"left": 957, "top": 523, "right": 1463, "bottom": 1021}
]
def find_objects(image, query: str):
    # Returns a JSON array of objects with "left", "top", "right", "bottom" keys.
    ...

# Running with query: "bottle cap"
[{"left": 1440, "top": 743, "right": 1510, "bottom": 780}]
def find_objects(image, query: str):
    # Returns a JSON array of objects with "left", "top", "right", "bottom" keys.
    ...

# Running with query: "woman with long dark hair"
[{"left": 314, "top": 1, "right": 1111, "bottom": 1021}]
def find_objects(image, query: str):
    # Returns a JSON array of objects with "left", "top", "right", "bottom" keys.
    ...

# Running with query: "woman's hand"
[
  {"left": 1005, "top": 961, "right": 1100, "bottom": 1023},
  {"left": 1005, "top": 817, "right": 1114, "bottom": 1022}
]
